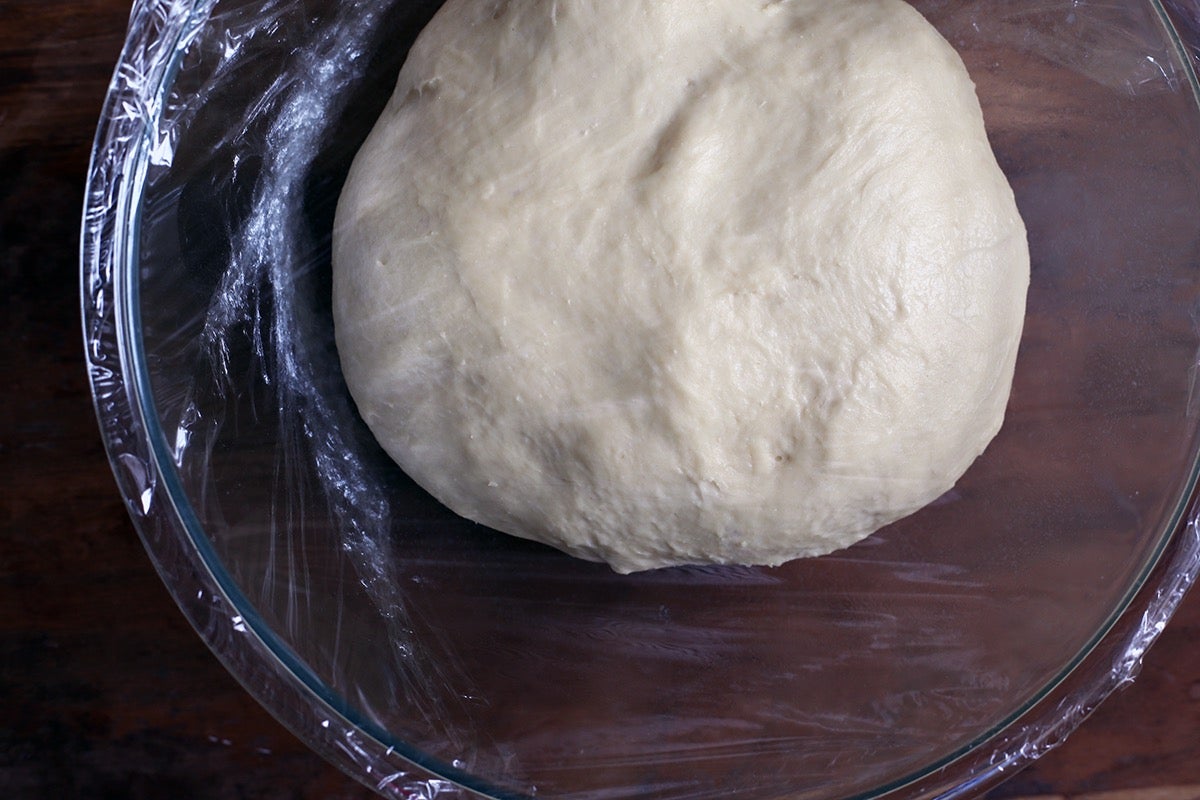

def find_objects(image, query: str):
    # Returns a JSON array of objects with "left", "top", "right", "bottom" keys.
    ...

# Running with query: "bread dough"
[{"left": 333, "top": 0, "right": 1029, "bottom": 573}]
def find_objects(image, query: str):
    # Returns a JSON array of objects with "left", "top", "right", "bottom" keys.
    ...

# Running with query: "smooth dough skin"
[{"left": 333, "top": 0, "right": 1030, "bottom": 573}]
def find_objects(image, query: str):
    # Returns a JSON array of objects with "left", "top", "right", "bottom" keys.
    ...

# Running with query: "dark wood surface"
[{"left": 2, "top": 1, "right": 1199, "bottom": 798}]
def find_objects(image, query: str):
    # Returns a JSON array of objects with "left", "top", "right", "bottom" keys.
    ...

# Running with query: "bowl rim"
[{"left": 81, "top": 1, "right": 1200, "bottom": 799}]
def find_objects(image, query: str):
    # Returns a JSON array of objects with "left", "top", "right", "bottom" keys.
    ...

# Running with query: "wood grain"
[{"left": 1, "top": 1, "right": 1197, "bottom": 798}]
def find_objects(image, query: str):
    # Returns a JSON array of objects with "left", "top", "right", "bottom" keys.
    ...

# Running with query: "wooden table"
[{"left": 2, "top": 1, "right": 1198, "bottom": 798}]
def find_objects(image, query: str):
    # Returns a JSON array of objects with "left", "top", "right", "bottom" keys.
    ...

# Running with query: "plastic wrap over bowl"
[{"left": 82, "top": 1, "right": 1200, "bottom": 798}]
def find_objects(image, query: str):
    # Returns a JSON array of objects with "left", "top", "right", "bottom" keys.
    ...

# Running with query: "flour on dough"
[{"left": 333, "top": 0, "right": 1030, "bottom": 573}]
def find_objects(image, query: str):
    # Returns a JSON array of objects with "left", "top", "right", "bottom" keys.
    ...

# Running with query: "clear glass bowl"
[{"left": 82, "top": 2, "right": 1200, "bottom": 799}]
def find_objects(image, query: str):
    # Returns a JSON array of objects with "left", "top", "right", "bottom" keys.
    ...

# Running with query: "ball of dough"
[{"left": 333, "top": 0, "right": 1029, "bottom": 573}]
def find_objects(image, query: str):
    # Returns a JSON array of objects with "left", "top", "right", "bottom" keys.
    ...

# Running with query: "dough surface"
[{"left": 333, "top": 0, "right": 1029, "bottom": 573}]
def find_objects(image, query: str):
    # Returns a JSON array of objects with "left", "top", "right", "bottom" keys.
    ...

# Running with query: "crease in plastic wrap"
[
  {"left": 83, "top": 0, "right": 475, "bottom": 797},
  {"left": 162, "top": 0, "right": 470, "bottom": 728},
  {"left": 82, "top": 0, "right": 1200, "bottom": 799}
]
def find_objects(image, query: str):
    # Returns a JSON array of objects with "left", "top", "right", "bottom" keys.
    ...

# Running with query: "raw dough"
[{"left": 333, "top": 0, "right": 1029, "bottom": 573}]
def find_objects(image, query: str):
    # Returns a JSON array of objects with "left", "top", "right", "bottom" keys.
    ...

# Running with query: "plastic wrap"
[{"left": 83, "top": 1, "right": 1200, "bottom": 799}]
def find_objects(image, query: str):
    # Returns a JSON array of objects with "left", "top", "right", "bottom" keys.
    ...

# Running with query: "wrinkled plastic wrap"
[{"left": 83, "top": 1, "right": 1200, "bottom": 799}]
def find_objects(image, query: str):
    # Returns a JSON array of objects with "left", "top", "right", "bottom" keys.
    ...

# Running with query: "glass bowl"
[{"left": 82, "top": 1, "right": 1200, "bottom": 799}]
